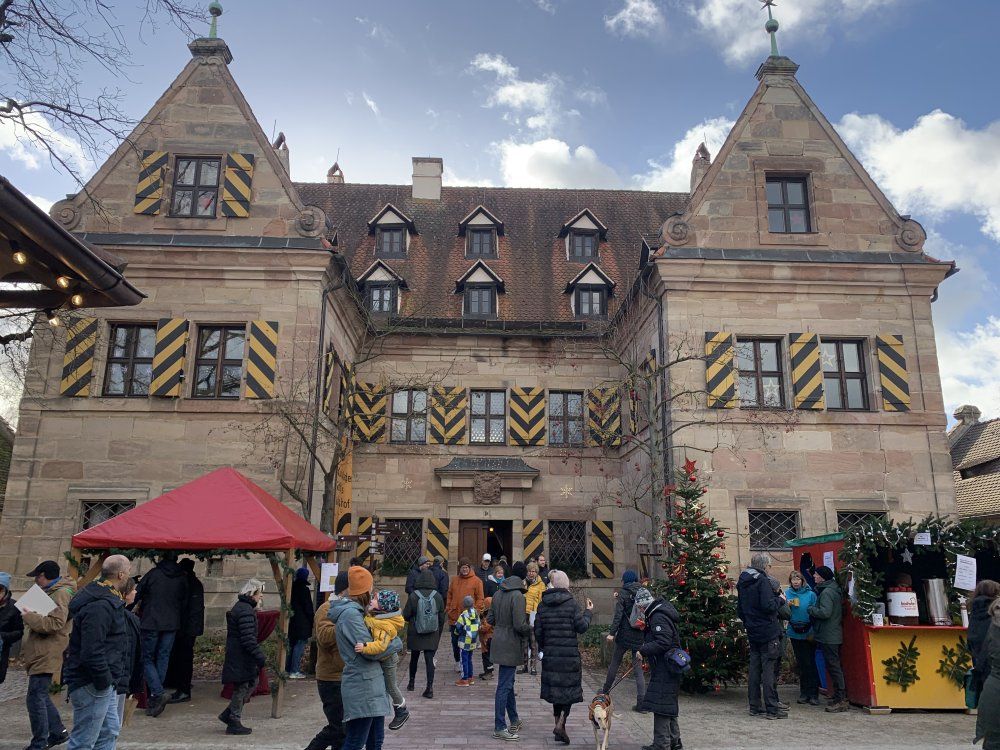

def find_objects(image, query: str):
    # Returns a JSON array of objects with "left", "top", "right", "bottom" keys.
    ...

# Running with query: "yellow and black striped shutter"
[
  {"left": 322, "top": 348, "right": 337, "bottom": 413},
  {"left": 221, "top": 152, "right": 255, "bottom": 217},
  {"left": 522, "top": 519, "right": 544, "bottom": 560},
  {"left": 339, "top": 362, "right": 354, "bottom": 421},
  {"left": 704, "top": 332, "right": 737, "bottom": 408},
  {"left": 429, "top": 387, "right": 467, "bottom": 445},
  {"left": 591, "top": 520, "right": 614, "bottom": 579},
  {"left": 356, "top": 516, "right": 374, "bottom": 562},
  {"left": 426, "top": 518, "right": 449, "bottom": 564},
  {"left": 334, "top": 509, "right": 352, "bottom": 539},
  {"left": 133, "top": 150, "right": 167, "bottom": 215},
  {"left": 876, "top": 334, "right": 910, "bottom": 412},
  {"left": 788, "top": 333, "right": 825, "bottom": 410},
  {"left": 587, "top": 388, "right": 622, "bottom": 447},
  {"left": 59, "top": 317, "right": 99, "bottom": 397},
  {"left": 509, "top": 387, "right": 545, "bottom": 446},
  {"left": 149, "top": 318, "right": 189, "bottom": 398},
  {"left": 244, "top": 320, "right": 279, "bottom": 399},
  {"left": 352, "top": 383, "right": 387, "bottom": 443}
]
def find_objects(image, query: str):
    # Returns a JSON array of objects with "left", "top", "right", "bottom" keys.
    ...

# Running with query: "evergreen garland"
[
  {"left": 652, "top": 459, "right": 746, "bottom": 693},
  {"left": 882, "top": 635, "right": 920, "bottom": 691},
  {"left": 936, "top": 637, "right": 972, "bottom": 689}
]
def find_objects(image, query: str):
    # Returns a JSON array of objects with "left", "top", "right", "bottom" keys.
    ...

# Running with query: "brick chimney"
[
  {"left": 948, "top": 404, "right": 982, "bottom": 445},
  {"left": 327, "top": 162, "right": 345, "bottom": 184},
  {"left": 691, "top": 143, "right": 711, "bottom": 193},
  {"left": 412, "top": 157, "right": 443, "bottom": 200}
]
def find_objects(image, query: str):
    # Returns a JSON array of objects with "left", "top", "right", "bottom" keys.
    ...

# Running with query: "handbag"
[
  {"left": 790, "top": 621, "right": 811, "bottom": 635},
  {"left": 665, "top": 647, "right": 692, "bottom": 673}
]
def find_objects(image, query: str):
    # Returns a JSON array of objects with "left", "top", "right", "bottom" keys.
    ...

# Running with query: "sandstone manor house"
[{"left": 0, "top": 28, "right": 957, "bottom": 614}]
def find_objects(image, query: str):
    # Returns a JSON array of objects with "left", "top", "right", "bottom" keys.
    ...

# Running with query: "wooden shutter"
[
  {"left": 322, "top": 348, "right": 337, "bottom": 414},
  {"left": 587, "top": 388, "right": 622, "bottom": 447},
  {"left": 426, "top": 518, "right": 450, "bottom": 565},
  {"left": 509, "top": 387, "right": 545, "bottom": 446},
  {"left": 789, "top": 333, "right": 825, "bottom": 410},
  {"left": 352, "top": 383, "right": 387, "bottom": 443},
  {"left": 704, "top": 332, "right": 737, "bottom": 408},
  {"left": 221, "top": 152, "right": 255, "bottom": 217},
  {"left": 356, "top": 516, "right": 374, "bottom": 562},
  {"left": 149, "top": 318, "right": 189, "bottom": 398},
  {"left": 133, "top": 150, "right": 167, "bottom": 215},
  {"left": 428, "top": 386, "right": 467, "bottom": 445},
  {"left": 876, "top": 334, "right": 910, "bottom": 412},
  {"left": 522, "top": 519, "right": 544, "bottom": 560},
  {"left": 244, "top": 320, "right": 278, "bottom": 399},
  {"left": 60, "top": 317, "right": 99, "bottom": 397},
  {"left": 591, "top": 520, "right": 614, "bottom": 579}
]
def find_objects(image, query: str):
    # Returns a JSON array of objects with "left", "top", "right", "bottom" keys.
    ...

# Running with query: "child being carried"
[{"left": 354, "top": 589, "right": 409, "bottom": 730}]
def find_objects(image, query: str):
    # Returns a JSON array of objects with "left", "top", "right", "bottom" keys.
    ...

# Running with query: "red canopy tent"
[{"left": 68, "top": 467, "right": 334, "bottom": 717}]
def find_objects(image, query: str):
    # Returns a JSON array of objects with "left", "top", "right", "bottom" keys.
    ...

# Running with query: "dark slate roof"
[
  {"left": 294, "top": 182, "right": 687, "bottom": 322},
  {"left": 950, "top": 418, "right": 1000, "bottom": 518},
  {"left": 434, "top": 457, "right": 540, "bottom": 475}
]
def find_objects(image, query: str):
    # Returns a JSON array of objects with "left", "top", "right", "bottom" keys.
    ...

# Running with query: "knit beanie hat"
[
  {"left": 0, "top": 571, "right": 10, "bottom": 590},
  {"left": 622, "top": 569, "right": 638, "bottom": 585},
  {"left": 377, "top": 589, "right": 400, "bottom": 612},
  {"left": 511, "top": 561, "right": 528, "bottom": 580},
  {"left": 634, "top": 586, "right": 654, "bottom": 610},
  {"left": 458, "top": 557, "right": 472, "bottom": 570},
  {"left": 296, "top": 567, "right": 310, "bottom": 582},
  {"left": 348, "top": 565, "right": 374, "bottom": 596},
  {"left": 334, "top": 571, "right": 350, "bottom": 595},
  {"left": 815, "top": 565, "right": 835, "bottom": 582}
]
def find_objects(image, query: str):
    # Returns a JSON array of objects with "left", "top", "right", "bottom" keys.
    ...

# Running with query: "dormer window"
[
  {"left": 559, "top": 209, "right": 608, "bottom": 262},
  {"left": 570, "top": 231, "right": 597, "bottom": 259},
  {"left": 574, "top": 286, "right": 606, "bottom": 317},
  {"left": 367, "top": 283, "right": 397, "bottom": 314},
  {"left": 468, "top": 228, "right": 496, "bottom": 257},
  {"left": 171, "top": 156, "right": 220, "bottom": 217},
  {"left": 766, "top": 175, "right": 811, "bottom": 233},
  {"left": 465, "top": 285, "right": 496, "bottom": 318},
  {"left": 368, "top": 203, "right": 416, "bottom": 258},
  {"left": 358, "top": 260, "right": 407, "bottom": 316},
  {"left": 459, "top": 205, "right": 503, "bottom": 259},
  {"left": 376, "top": 227, "right": 406, "bottom": 257}
]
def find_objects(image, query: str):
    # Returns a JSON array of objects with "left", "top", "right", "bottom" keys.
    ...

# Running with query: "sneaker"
[
  {"left": 825, "top": 701, "right": 849, "bottom": 713},
  {"left": 422, "top": 687, "right": 434, "bottom": 699},
  {"left": 492, "top": 729, "right": 520, "bottom": 742},
  {"left": 389, "top": 706, "right": 410, "bottom": 730},
  {"left": 479, "top": 670, "right": 494, "bottom": 680},
  {"left": 632, "top": 703, "right": 650, "bottom": 714},
  {"left": 509, "top": 720, "right": 524, "bottom": 733},
  {"left": 764, "top": 712, "right": 788, "bottom": 720},
  {"left": 226, "top": 720, "right": 252, "bottom": 735},
  {"left": 167, "top": 690, "right": 191, "bottom": 704},
  {"left": 776, "top": 701, "right": 790, "bottom": 710},
  {"left": 807, "top": 697, "right": 821, "bottom": 706},
  {"left": 748, "top": 708, "right": 765, "bottom": 716},
  {"left": 456, "top": 678, "right": 470, "bottom": 686},
  {"left": 288, "top": 672, "right": 306, "bottom": 680},
  {"left": 45, "top": 729, "right": 70, "bottom": 748}
]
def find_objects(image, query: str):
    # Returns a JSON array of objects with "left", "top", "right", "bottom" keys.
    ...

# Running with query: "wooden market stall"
[
  {"left": 787, "top": 519, "right": 999, "bottom": 713},
  {"left": 68, "top": 467, "right": 336, "bottom": 718}
]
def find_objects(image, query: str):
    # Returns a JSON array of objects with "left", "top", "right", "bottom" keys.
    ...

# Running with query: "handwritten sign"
[
  {"left": 954, "top": 554, "right": 977, "bottom": 592},
  {"left": 914, "top": 532, "right": 932, "bottom": 546},
  {"left": 823, "top": 551, "right": 835, "bottom": 570},
  {"left": 319, "top": 562, "right": 340, "bottom": 593}
]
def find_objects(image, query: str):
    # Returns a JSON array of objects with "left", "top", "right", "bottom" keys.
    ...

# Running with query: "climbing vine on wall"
[{"left": 882, "top": 635, "right": 920, "bottom": 692}]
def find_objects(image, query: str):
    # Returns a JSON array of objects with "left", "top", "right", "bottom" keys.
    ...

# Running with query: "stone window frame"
[
  {"left": 747, "top": 508, "right": 800, "bottom": 551},
  {"left": 190, "top": 323, "right": 248, "bottom": 400},
  {"left": 765, "top": 174, "right": 811, "bottom": 233},
  {"left": 751, "top": 156, "right": 829, "bottom": 247},
  {"left": 169, "top": 155, "right": 222, "bottom": 219},
  {"left": 380, "top": 517, "right": 424, "bottom": 577},
  {"left": 389, "top": 388, "right": 427, "bottom": 444},
  {"left": 548, "top": 390, "right": 585, "bottom": 447},
  {"left": 823, "top": 498, "right": 895, "bottom": 534},
  {"left": 735, "top": 337, "right": 787, "bottom": 410},
  {"left": 469, "top": 389, "right": 506, "bottom": 445},
  {"left": 819, "top": 337, "right": 871, "bottom": 412},
  {"left": 103, "top": 322, "right": 158, "bottom": 398},
  {"left": 548, "top": 519, "right": 589, "bottom": 579}
]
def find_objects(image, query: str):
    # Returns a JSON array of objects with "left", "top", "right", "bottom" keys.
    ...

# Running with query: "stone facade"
[{"left": 0, "top": 42, "right": 957, "bottom": 618}]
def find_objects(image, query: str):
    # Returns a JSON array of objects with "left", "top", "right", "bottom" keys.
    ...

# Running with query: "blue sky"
[{"left": 3, "top": 0, "right": 998, "bottom": 420}]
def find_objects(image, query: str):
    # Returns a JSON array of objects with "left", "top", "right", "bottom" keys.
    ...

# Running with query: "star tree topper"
[{"left": 683, "top": 458, "right": 698, "bottom": 476}]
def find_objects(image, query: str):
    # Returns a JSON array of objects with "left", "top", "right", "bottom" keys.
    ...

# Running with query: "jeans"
[
  {"left": 652, "top": 713, "right": 681, "bottom": 749},
  {"left": 790, "top": 637, "right": 819, "bottom": 699},
  {"left": 748, "top": 639, "right": 781, "bottom": 714},
  {"left": 494, "top": 665, "right": 519, "bottom": 732},
  {"left": 408, "top": 649, "right": 436, "bottom": 689},
  {"left": 821, "top": 642, "right": 846, "bottom": 703},
  {"left": 382, "top": 652, "right": 404, "bottom": 708},
  {"left": 141, "top": 629, "right": 176, "bottom": 698},
  {"left": 228, "top": 678, "right": 257, "bottom": 722},
  {"left": 67, "top": 684, "right": 120, "bottom": 750},
  {"left": 460, "top": 649, "right": 474, "bottom": 680},
  {"left": 26, "top": 673, "right": 65, "bottom": 750},
  {"left": 601, "top": 642, "right": 646, "bottom": 703},
  {"left": 286, "top": 638, "right": 308, "bottom": 674},
  {"left": 342, "top": 716, "right": 384, "bottom": 750},
  {"left": 306, "top": 680, "right": 346, "bottom": 750}
]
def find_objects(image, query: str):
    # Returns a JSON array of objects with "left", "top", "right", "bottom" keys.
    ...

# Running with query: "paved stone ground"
[{"left": 0, "top": 652, "right": 975, "bottom": 749}]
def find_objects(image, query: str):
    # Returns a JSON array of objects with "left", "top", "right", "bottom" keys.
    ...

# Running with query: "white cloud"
[
  {"left": 442, "top": 167, "right": 496, "bottom": 188},
  {"left": 470, "top": 53, "right": 561, "bottom": 132},
  {"left": 497, "top": 139, "right": 621, "bottom": 189},
  {"left": 0, "top": 109, "right": 90, "bottom": 174},
  {"left": 533, "top": 0, "right": 556, "bottom": 13},
  {"left": 690, "top": 0, "right": 899, "bottom": 65},
  {"left": 837, "top": 110, "right": 1000, "bottom": 242},
  {"left": 575, "top": 87, "right": 608, "bottom": 107},
  {"left": 27, "top": 194, "right": 54, "bottom": 214},
  {"left": 362, "top": 92, "right": 380, "bottom": 118},
  {"left": 936, "top": 317, "right": 1000, "bottom": 420},
  {"left": 470, "top": 53, "right": 517, "bottom": 80},
  {"left": 605, "top": 0, "right": 666, "bottom": 38},
  {"left": 354, "top": 16, "right": 396, "bottom": 46},
  {"left": 632, "top": 116, "right": 734, "bottom": 191}
]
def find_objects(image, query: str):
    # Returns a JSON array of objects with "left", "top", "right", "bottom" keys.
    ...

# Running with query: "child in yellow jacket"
[{"left": 355, "top": 589, "right": 408, "bottom": 730}]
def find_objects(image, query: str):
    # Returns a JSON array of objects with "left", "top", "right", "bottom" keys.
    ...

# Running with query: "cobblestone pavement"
[{"left": 0, "top": 649, "right": 976, "bottom": 749}]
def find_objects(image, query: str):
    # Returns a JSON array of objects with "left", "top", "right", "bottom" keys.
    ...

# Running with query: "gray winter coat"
[
  {"left": 329, "top": 597, "right": 391, "bottom": 722},
  {"left": 808, "top": 579, "right": 844, "bottom": 645},
  {"left": 487, "top": 576, "right": 530, "bottom": 666}
]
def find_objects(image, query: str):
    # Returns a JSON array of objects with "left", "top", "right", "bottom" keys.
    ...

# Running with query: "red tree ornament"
[{"left": 682, "top": 458, "right": 697, "bottom": 475}]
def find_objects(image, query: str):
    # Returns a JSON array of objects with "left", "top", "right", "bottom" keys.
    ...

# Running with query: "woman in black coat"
[
  {"left": 402, "top": 569, "right": 446, "bottom": 697},
  {"left": 970, "top": 580, "right": 1000, "bottom": 698},
  {"left": 533, "top": 570, "right": 593, "bottom": 744},
  {"left": 220, "top": 580, "right": 267, "bottom": 735},
  {"left": 637, "top": 597, "right": 683, "bottom": 750},
  {"left": 0, "top": 572, "right": 24, "bottom": 685},
  {"left": 286, "top": 568, "right": 314, "bottom": 677}
]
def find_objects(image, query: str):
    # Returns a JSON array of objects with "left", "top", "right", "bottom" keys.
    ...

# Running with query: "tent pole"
[
  {"left": 305, "top": 554, "right": 322, "bottom": 581},
  {"left": 67, "top": 545, "right": 83, "bottom": 583},
  {"left": 77, "top": 552, "right": 108, "bottom": 587},
  {"left": 270, "top": 548, "right": 294, "bottom": 719}
]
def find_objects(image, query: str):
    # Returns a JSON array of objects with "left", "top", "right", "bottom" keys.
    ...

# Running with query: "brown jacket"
[
  {"left": 314, "top": 599, "right": 344, "bottom": 682},
  {"left": 21, "top": 580, "right": 75, "bottom": 677},
  {"left": 446, "top": 571, "right": 484, "bottom": 625}
]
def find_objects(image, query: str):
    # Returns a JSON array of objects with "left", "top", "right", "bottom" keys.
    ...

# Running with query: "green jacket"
[{"left": 807, "top": 579, "right": 844, "bottom": 645}]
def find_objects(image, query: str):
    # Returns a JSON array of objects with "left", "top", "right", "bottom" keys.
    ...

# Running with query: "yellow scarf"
[{"left": 97, "top": 578, "right": 125, "bottom": 601}]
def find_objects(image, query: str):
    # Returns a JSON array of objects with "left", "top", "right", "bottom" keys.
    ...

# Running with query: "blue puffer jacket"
[
  {"left": 784, "top": 585, "right": 817, "bottom": 640},
  {"left": 329, "top": 597, "right": 391, "bottom": 722}
]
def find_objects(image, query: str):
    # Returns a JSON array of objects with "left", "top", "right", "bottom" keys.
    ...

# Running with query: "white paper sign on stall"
[
  {"left": 319, "top": 562, "right": 340, "bottom": 593},
  {"left": 914, "top": 532, "right": 932, "bottom": 546},
  {"left": 954, "top": 554, "right": 977, "bottom": 592},
  {"left": 823, "top": 551, "right": 835, "bottom": 570}
]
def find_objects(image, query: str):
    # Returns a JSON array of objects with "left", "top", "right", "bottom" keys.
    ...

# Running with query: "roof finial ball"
[
  {"left": 761, "top": 0, "right": 780, "bottom": 57},
  {"left": 208, "top": 1, "right": 223, "bottom": 39}
]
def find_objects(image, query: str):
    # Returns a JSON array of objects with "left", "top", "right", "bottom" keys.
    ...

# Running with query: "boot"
[
  {"left": 388, "top": 704, "right": 410, "bottom": 730},
  {"left": 218, "top": 707, "right": 232, "bottom": 725},
  {"left": 422, "top": 686, "right": 433, "bottom": 699},
  {"left": 671, "top": 739, "right": 684, "bottom": 750},
  {"left": 554, "top": 712, "right": 570, "bottom": 745},
  {"left": 406, "top": 680, "right": 415, "bottom": 691},
  {"left": 226, "top": 719, "right": 252, "bottom": 735}
]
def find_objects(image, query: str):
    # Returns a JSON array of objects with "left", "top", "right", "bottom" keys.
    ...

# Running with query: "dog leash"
[{"left": 606, "top": 662, "right": 636, "bottom": 695}]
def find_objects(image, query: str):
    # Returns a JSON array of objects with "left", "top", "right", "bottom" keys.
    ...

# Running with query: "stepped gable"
[{"left": 295, "top": 182, "right": 687, "bottom": 323}]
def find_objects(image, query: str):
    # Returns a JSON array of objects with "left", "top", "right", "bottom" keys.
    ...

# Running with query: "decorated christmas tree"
[{"left": 652, "top": 458, "right": 746, "bottom": 692}]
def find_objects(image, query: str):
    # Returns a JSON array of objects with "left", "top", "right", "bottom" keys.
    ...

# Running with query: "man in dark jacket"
[
  {"left": 431, "top": 556, "right": 450, "bottom": 599},
  {"left": 135, "top": 552, "right": 189, "bottom": 716},
  {"left": 405, "top": 556, "right": 432, "bottom": 595},
  {"left": 636, "top": 596, "right": 683, "bottom": 750},
  {"left": 0, "top": 571, "right": 23, "bottom": 686},
  {"left": 476, "top": 553, "right": 493, "bottom": 586},
  {"left": 286, "top": 567, "right": 314, "bottom": 678},
  {"left": 736, "top": 552, "right": 785, "bottom": 719},
  {"left": 63, "top": 554, "right": 132, "bottom": 750},
  {"left": 166, "top": 558, "right": 204, "bottom": 703},
  {"left": 808, "top": 566, "right": 847, "bottom": 712},
  {"left": 486, "top": 570, "right": 530, "bottom": 741},
  {"left": 601, "top": 570, "right": 649, "bottom": 709}
]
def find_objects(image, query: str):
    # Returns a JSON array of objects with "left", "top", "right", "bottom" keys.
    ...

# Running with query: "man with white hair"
[
  {"left": 63, "top": 554, "right": 133, "bottom": 750},
  {"left": 736, "top": 552, "right": 786, "bottom": 720}
]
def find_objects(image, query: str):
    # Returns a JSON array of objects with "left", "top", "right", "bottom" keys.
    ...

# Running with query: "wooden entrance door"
[{"left": 459, "top": 521, "right": 488, "bottom": 564}]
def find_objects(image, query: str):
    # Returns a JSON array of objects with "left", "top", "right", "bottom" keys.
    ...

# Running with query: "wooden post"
[
  {"left": 305, "top": 554, "right": 322, "bottom": 581},
  {"left": 270, "top": 548, "right": 294, "bottom": 718},
  {"left": 71, "top": 550, "right": 107, "bottom": 587}
]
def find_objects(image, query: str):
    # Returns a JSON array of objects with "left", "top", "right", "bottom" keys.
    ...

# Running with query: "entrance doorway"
[{"left": 458, "top": 520, "right": 512, "bottom": 565}]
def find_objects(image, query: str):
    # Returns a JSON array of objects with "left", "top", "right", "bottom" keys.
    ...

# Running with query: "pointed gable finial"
[
  {"left": 761, "top": 0, "right": 779, "bottom": 57},
  {"left": 208, "top": 1, "right": 223, "bottom": 39}
]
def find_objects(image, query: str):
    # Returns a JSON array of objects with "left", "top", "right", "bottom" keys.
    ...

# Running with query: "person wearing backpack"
[
  {"left": 403, "top": 568, "right": 445, "bottom": 698},
  {"left": 601, "top": 571, "right": 651, "bottom": 711}
]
